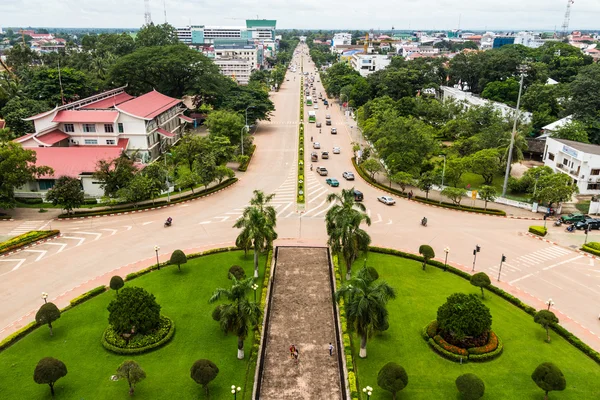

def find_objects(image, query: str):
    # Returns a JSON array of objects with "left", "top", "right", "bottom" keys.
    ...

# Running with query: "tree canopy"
[{"left": 437, "top": 293, "right": 492, "bottom": 340}]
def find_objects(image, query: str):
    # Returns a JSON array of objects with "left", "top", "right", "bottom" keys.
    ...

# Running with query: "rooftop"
[
  {"left": 81, "top": 92, "right": 134, "bottom": 109},
  {"left": 551, "top": 138, "right": 600, "bottom": 156},
  {"left": 52, "top": 110, "right": 119, "bottom": 123},
  {"left": 116, "top": 91, "right": 181, "bottom": 120}
]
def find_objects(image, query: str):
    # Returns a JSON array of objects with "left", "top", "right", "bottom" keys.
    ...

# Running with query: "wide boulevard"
[{"left": 1, "top": 44, "right": 600, "bottom": 351}]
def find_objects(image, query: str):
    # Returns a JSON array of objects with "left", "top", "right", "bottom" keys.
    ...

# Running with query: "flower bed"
[
  {"left": 238, "top": 144, "right": 256, "bottom": 172},
  {"left": 101, "top": 315, "right": 175, "bottom": 355},
  {"left": 0, "top": 230, "right": 60, "bottom": 255}
]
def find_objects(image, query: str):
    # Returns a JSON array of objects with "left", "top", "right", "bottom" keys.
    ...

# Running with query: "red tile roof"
[
  {"left": 0, "top": 119, "right": 5, "bottom": 129},
  {"left": 52, "top": 110, "right": 119, "bottom": 123},
  {"left": 14, "top": 133, "right": 33, "bottom": 143},
  {"left": 117, "top": 90, "right": 182, "bottom": 120},
  {"left": 179, "top": 115, "right": 193, "bottom": 123},
  {"left": 31, "top": 145, "right": 127, "bottom": 178},
  {"left": 36, "top": 130, "right": 70, "bottom": 146},
  {"left": 157, "top": 128, "right": 175, "bottom": 138},
  {"left": 81, "top": 92, "right": 135, "bottom": 109}
]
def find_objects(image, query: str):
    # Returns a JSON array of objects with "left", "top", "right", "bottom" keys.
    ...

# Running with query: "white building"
[
  {"left": 543, "top": 137, "right": 600, "bottom": 195},
  {"left": 332, "top": 32, "right": 352, "bottom": 50},
  {"left": 176, "top": 19, "right": 276, "bottom": 46},
  {"left": 350, "top": 54, "right": 392, "bottom": 77},
  {"left": 514, "top": 31, "right": 545, "bottom": 49},
  {"left": 213, "top": 45, "right": 258, "bottom": 85}
]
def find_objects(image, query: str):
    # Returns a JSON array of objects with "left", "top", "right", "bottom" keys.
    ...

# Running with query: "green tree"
[
  {"left": 116, "top": 174, "right": 153, "bottom": 207},
  {"left": 26, "top": 67, "right": 95, "bottom": 106},
  {"left": 536, "top": 173, "right": 578, "bottom": 206},
  {"left": 361, "top": 158, "right": 383, "bottom": 181},
  {"left": 391, "top": 171, "right": 414, "bottom": 193},
  {"left": 442, "top": 157, "right": 469, "bottom": 187},
  {"left": 470, "top": 272, "right": 491, "bottom": 299},
  {"left": 335, "top": 266, "right": 396, "bottom": 358},
  {"left": 175, "top": 166, "right": 200, "bottom": 194},
  {"left": 205, "top": 110, "right": 245, "bottom": 148},
  {"left": 35, "top": 302, "right": 61, "bottom": 337},
  {"left": 377, "top": 362, "right": 408, "bottom": 400},
  {"left": 142, "top": 163, "right": 167, "bottom": 204},
  {"left": 214, "top": 165, "right": 235, "bottom": 184},
  {"left": 4, "top": 43, "right": 40, "bottom": 72},
  {"left": 418, "top": 244, "right": 435, "bottom": 271},
  {"left": 441, "top": 187, "right": 467, "bottom": 206},
  {"left": 469, "top": 149, "right": 501, "bottom": 185},
  {"left": 0, "top": 142, "right": 53, "bottom": 209},
  {"left": 534, "top": 310, "right": 559, "bottom": 343},
  {"left": 45, "top": 176, "right": 84, "bottom": 215},
  {"left": 455, "top": 373, "right": 485, "bottom": 400},
  {"left": 228, "top": 265, "right": 246, "bottom": 280},
  {"left": 478, "top": 185, "right": 497, "bottom": 210},
  {"left": 531, "top": 362, "right": 566, "bottom": 400},
  {"left": 169, "top": 249, "right": 187, "bottom": 272},
  {"left": 190, "top": 359, "right": 219, "bottom": 397},
  {"left": 107, "top": 287, "right": 161, "bottom": 334},
  {"left": 219, "top": 82, "right": 276, "bottom": 123},
  {"left": 437, "top": 293, "right": 492, "bottom": 341},
  {"left": 116, "top": 360, "right": 146, "bottom": 396},
  {"left": 481, "top": 78, "right": 520, "bottom": 106},
  {"left": 326, "top": 188, "right": 372, "bottom": 280},
  {"left": 109, "top": 275, "right": 124, "bottom": 294},
  {"left": 209, "top": 277, "right": 262, "bottom": 359},
  {"left": 172, "top": 135, "right": 203, "bottom": 171},
  {"left": 418, "top": 171, "right": 437, "bottom": 199},
  {"left": 93, "top": 153, "right": 136, "bottom": 198},
  {"left": 33, "top": 357, "right": 67, "bottom": 397},
  {"left": 233, "top": 190, "right": 277, "bottom": 278},
  {"left": 0, "top": 97, "right": 49, "bottom": 137},
  {"left": 135, "top": 23, "right": 179, "bottom": 47},
  {"left": 551, "top": 120, "right": 589, "bottom": 143},
  {"left": 567, "top": 63, "right": 600, "bottom": 122}
]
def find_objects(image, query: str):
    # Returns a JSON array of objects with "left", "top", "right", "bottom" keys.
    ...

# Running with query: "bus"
[
  {"left": 306, "top": 96, "right": 313, "bottom": 106},
  {"left": 308, "top": 111, "right": 316, "bottom": 123}
]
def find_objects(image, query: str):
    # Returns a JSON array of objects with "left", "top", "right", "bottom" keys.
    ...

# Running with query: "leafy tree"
[
  {"left": 116, "top": 174, "right": 153, "bottom": 207},
  {"left": 93, "top": 153, "right": 136, "bottom": 198},
  {"left": 531, "top": 362, "right": 566, "bottom": 400},
  {"left": 169, "top": 249, "right": 187, "bottom": 272},
  {"left": 209, "top": 277, "right": 262, "bottom": 359},
  {"left": 215, "top": 165, "right": 235, "bottom": 184},
  {"left": 0, "top": 142, "right": 53, "bottom": 209},
  {"left": 377, "top": 362, "right": 408, "bottom": 400},
  {"left": 455, "top": 373, "right": 485, "bottom": 400},
  {"left": 391, "top": 171, "right": 414, "bottom": 193},
  {"left": 205, "top": 110, "right": 245, "bottom": 147},
  {"left": 418, "top": 245, "right": 435, "bottom": 271},
  {"left": 172, "top": 135, "right": 203, "bottom": 171},
  {"left": 469, "top": 149, "right": 501, "bottom": 185},
  {"left": 107, "top": 287, "right": 161, "bottom": 334},
  {"left": 326, "top": 188, "right": 372, "bottom": 280},
  {"left": 33, "top": 357, "right": 67, "bottom": 397},
  {"left": 4, "top": 44, "right": 41, "bottom": 72},
  {"left": 441, "top": 187, "right": 467, "bottom": 206},
  {"left": 361, "top": 158, "right": 383, "bottom": 181},
  {"left": 26, "top": 67, "right": 95, "bottom": 107},
  {"left": 228, "top": 265, "right": 246, "bottom": 280},
  {"left": 109, "top": 275, "right": 124, "bottom": 294},
  {"left": 481, "top": 78, "right": 520, "bottom": 106},
  {"left": 551, "top": 120, "right": 589, "bottom": 143},
  {"left": 175, "top": 166, "right": 200, "bottom": 194},
  {"left": 521, "top": 83, "right": 569, "bottom": 131},
  {"left": 1, "top": 97, "right": 49, "bottom": 137},
  {"left": 142, "top": 163, "right": 168, "bottom": 199},
  {"left": 534, "top": 310, "right": 559, "bottom": 343},
  {"left": 437, "top": 293, "right": 492, "bottom": 341},
  {"left": 536, "top": 173, "right": 578, "bottom": 206},
  {"left": 45, "top": 176, "right": 84, "bottom": 215},
  {"left": 478, "top": 185, "right": 497, "bottom": 210},
  {"left": 219, "top": 82, "right": 275, "bottom": 122},
  {"left": 116, "top": 360, "right": 146, "bottom": 396},
  {"left": 35, "top": 302, "right": 61, "bottom": 337},
  {"left": 568, "top": 63, "right": 600, "bottom": 142},
  {"left": 335, "top": 266, "right": 396, "bottom": 358},
  {"left": 470, "top": 272, "right": 491, "bottom": 299},
  {"left": 135, "top": 23, "right": 179, "bottom": 48},
  {"left": 190, "top": 359, "right": 219, "bottom": 396},
  {"left": 418, "top": 171, "right": 437, "bottom": 199},
  {"left": 233, "top": 190, "right": 277, "bottom": 278}
]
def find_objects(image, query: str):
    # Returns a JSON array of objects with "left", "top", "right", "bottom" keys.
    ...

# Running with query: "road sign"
[{"left": 471, "top": 190, "right": 478, "bottom": 200}]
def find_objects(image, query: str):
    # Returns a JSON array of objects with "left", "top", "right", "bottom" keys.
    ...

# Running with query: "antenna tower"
[
  {"left": 144, "top": 0, "right": 152, "bottom": 25},
  {"left": 561, "top": 0, "right": 574, "bottom": 38},
  {"left": 163, "top": 0, "right": 167, "bottom": 23}
]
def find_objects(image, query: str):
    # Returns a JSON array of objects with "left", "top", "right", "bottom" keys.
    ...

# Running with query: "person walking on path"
[
  {"left": 408, "top": 190, "right": 413, "bottom": 200},
  {"left": 289, "top": 344, "right": 296, "bottom": 359},
  {"left": 329, "top": 343, "right": 334, "bottom": 356},
  {"left": 294, "top": 347, "right": 299, "bottom": 364}
]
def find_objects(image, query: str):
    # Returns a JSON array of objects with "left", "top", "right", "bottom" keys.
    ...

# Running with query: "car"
[
  {"left": 326, "top": 120, "right": 332, "bottom": 126},
  {"left": 353, "top": 189, "right": 364, "bottom": 201},
  {"left": 342, "top": 171, "right": 355, "bottom": 180},
  {"left": 321, "top": 151, "right": 329, "bottom": 159},
  {"left": 316, "top": 167, "right": 328, "bottom": 176},
  {"left": 561, "top": 212, "right": 588, "bottom": 224},
  {"left": 316, "top": 122, "right": 322, "bottom": 128},
  {"left": 313, "top": 142, "right": 321, "bottom": 149},
  {"left": 286, "top": 78, "right": 289, "bottom": 81},
  {"left": 311, "top": 152, "right": 318, "bottom": 162},
  {"left": 378, "top": 196, "right": 396, "bottom": 205},
  {"left": 323, "top": 99, "right": 329, "bottom": 105},
  {"left": 333, "top": 147, "right": 341, "bottom": 154},
  {"left": 325, "top": 178, "right": 339, "bottom": 187},
  {"left": 314, "top": 104, "right": 319, "bottom": 109},
  {"left": 331, "top": 128, "right": 337, "bottom": 134},
  {"left": 326, "top": 114, "right": 331, "bottom": 119},
  {"left": 575, "top": 218, "right": 600, "bottom": 230}
]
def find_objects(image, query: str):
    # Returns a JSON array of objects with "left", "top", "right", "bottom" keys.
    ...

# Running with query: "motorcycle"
[
  {"left": 421, "top": 217, "right": 427, "bottom": 227},
  {"left": 554, "top": 219, "right": 562, "bottom": 227},
  {"left": 164, "top": 218, "right": 173, "bottom": 227},
  {"left": 565, "top": 225, "right": 575, "bottom": 233}
]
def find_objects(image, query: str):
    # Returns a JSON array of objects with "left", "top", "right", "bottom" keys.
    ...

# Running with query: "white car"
[
  {"left": 313, "top": 142, "right": 321, "bottom": 149},
  {"left": 313, "top": 104, "right": 319, "bottom": 109},
  {"left": 333, "top": 147, "right": 341, "bottom": 154},
  {"left": 378, "top": 196, "right": 396, "bottom": 205}
]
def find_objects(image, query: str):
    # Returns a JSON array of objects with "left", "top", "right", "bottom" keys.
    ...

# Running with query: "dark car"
[
  {"left": 561, "top": 212, "right": 588, "bottom": 224},
  {"left": 575, "top": 218, "right": 600, "bottom": 230},
  {"left": 353, "top": 189, "right": 363, "bottom": 201},
  {"left": 326, "top": 120, "right": 332, "bottom": 126}
]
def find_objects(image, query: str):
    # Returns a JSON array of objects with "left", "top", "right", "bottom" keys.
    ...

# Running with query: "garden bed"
[
  {"left": 238, "top": 144, "right": 256, "bottom": 172},
  {"left": 102, "top": 315, "right": 175, "bottom": 355},
  {"left": 0, "top": 230, "right": 60, "bottom": 255}
]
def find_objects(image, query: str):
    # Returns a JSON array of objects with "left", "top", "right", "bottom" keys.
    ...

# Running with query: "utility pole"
[
  {"left": 502, "top": 66, "right": 526, "bottom": 197},
  {"left": 144, "top": 0, "right": 152, "bottom": 25}
]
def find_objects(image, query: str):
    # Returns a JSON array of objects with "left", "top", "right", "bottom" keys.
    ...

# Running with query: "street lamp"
[
  {"left": 362, "top": 386, "right": 373, "bottom": 400},
  {"left": 252, "top": 283, "right": 259, "bottom": 302},
  {"left": 41, "top": 292, "right": 48, "bottom": 304},
  {"left": 472, "top": 245, "right": 481, "bottom": 272},
  {"left": 546, "top": 298, "right": 555, "bottom": 311},
  {"left": 154, "top": 245, "right": 160, "bottom": 271},
  {"left": 231, "top": 385, "right": 241, "bottom": 400},
  {"left": 443, "top": 247, "right": 450, "bottom": 272},
  {"left": 502, "top": 64, "right": 528, "bottom": 197},
  {"left": 439, "top": 154, "right": 447, "bottom": 204},
  {"left": 498, "top": 254, "right": 506, "bottom": 281},
  {"left": 163, "top": 152, "right": 172, "bottom": 203},
  {"left": 241, "top": 106, "right": 256, "bottom": 156}
]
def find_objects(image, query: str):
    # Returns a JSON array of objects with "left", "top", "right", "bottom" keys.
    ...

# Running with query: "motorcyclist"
[
  {"left": 421, "top": 217, "right": 427, "bottom": 226},
  {"left": 319, "top": 129, "right": 322, "bottom": 134},
  {"left": 310, "top": 164, "right": 313, "bottom": 171}
]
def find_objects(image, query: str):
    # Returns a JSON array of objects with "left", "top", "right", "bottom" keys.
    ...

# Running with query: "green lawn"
[
  {"left": 459, "top": 172, "right": 530, "bottom": 202},
  {"left": 0, "top": 251, "right": 266, "bottom": 399},
  {"left": 351, "top": 253, "right": 600, "bottom": 399}
]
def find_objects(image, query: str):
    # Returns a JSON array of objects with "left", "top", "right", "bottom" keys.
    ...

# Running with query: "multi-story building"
[
  {"left": 176, "top": 19, "right": 276, "bottom": 47},
  {"left": 213, "top": 45, "right": 259, "bottom": 84},
  {"left": 543, "top": 137, "right": 600, "bottom": 195},
  {"left": 350, "top": 54, "right": 392, "bottom": 77},
  {"left": 514, "top": 31, "right": 545, "bottom": 49},
  {"left": 15, "top": 86, "right": 191, "bottom": 197},
  {"left": 331, "top": 32, "right": 352, "bottom": 52}
]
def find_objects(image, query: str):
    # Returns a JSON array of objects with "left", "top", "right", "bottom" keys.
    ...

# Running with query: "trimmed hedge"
[
  {"left": 57, "top": 178, "right": 237, "bottom": 218},
  {"left": 0, "top": 321, "right": 39, "bottom": 352},
  {"left": 69, "top": 285, "right": 106, "bottom": 307},
  {"left": 351, "top": 157, "right": 506, "bottom": 216},
  {"left": 529, "top": 226, "right": 548, "bottom": 237},
  {"left": 0, "top": 230, "right": 60, "bottom": 255},
  {"left": 468, "top": 331, "right": 499, "bottom": 355},
  {"left": 433, "top": 335, "right": 470, "bottom": 357},
  {"left": 581, "top": 242, "right": 600, "bottom": 257},
  {"left": 238, "top": 144, "right": 256, "bottom": 172},
  {"left": 428, "top": 338, "right": 466, "bottom": 362},
  {"left": 101, "top": 315, "right": 175, "bottom": 355},
  {"left": 423, "top": 320, "right": 501, "bottom": 362},
  {"left": 469, "top": 336, "right": 504, "bottom": 362}
]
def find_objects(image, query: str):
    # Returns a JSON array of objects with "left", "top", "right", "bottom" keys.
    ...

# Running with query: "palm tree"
[
  {"left": 209, "top": 276, "right": 262, "bottom": 359},
  {"left": 233, "top": 190, "right": 277, "bottom": 278},
  {"left": 335, "top": 266, "right": 396, "bottom": 358},
  {"left": 326, "top": 188, "right": 371, "bottom": 280}
]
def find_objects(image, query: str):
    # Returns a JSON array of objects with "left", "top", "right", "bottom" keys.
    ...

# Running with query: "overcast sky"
[{"left": 0, "top": 0, "right": 598, "bottom": 31}]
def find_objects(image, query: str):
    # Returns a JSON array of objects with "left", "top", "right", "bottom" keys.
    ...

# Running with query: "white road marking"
[
  {"left": 0, "top": 259, "right": 26, "bottom": 271},
  {"left": 142, "top": 221, "right": 154, "bottom": 226},
  {"left": 509, "top": 273, "right": 534, "bottom": 284},
  {"left": 304, "top": 198, "right": 328, "bottom": 215},
  {"left": 123, "top": 225, "right": 132, "bottom": 231},
  {"left": 387, "top": 219, "right": 393, "bottom": 225},
  {"left": 199, "top": 221, "right": 211, "bottom": 225},
  {"left": 100, "top": 228, "right": 118, "bottom": 235},
  {"left": 45, "top": 242, "right": 67, "bottom": 253},
  {"left": 77, "top": 231, "right": 102, "bottom": 240},
  {"left": 541, "top": 255, "right": 584, "bottom": 271},
  {"left": 24, "top": 249, "right": 47, "bottom": 262},
  {"left": 214, "top": 216, "right": 230, "bottom": 223},
  {"left": 373, "top": 213, "right": 382, "bottom": 224},
  {"left": 62, "top": 236, "right": 85, "bottom": 246},
  {"left": 277, "top": 202, "right": 294, "bottom": 217},
  {"left": 312, "top": 202, "right": 336, "bottom": 217}
]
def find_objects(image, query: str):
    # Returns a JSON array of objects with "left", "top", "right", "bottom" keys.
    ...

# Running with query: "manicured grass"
[
  {"left": 351, "top": 253, "right": 600, "bottom": 399},
  {"left": 459, "top": 172, "right": 530, "bottom": 202},
  {"left": 0, "top": 251, "right": 266, "bottom": 399}
]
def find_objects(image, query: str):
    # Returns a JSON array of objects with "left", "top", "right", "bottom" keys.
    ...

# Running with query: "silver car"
[{"left": 378, "top": 196, "right": 396, "bottom": 205}]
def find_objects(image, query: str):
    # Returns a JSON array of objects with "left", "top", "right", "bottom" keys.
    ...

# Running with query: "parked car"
[
  {"left": 331, "top": 128, "right": 337, "bottom": 134},
  {"left": 311, "top": 152, "right": 318, "bottom": 162},
  {"left": 326, "top": 114, "right": 331, "bottom": 119},
  {"left": 326, "top": 120, "right": 332, "bottom": 126},
  {"left": 575, "top": 218, "right": 600, "bottom": 230},
  {"left": 378, "top": 196, "right": 395, "bottom": 205},
  {"left": 316, "top": 122, "right": 322, "bottom": 128},
  {"left": 316, "top": 167, "right": 328, "bottom": 176},
  {"left": 314, "top": 104, "right": 319, "bottom": 109},
  {"left": 561, "top": 212, "right": 588, "bottom": 224},
  {"left": 333, "top": 147, "right": 341, "bottom": 154},
  {"left": 321, "top": 151, "right": 329, "bottom": 159},
  {"left": 342, "top": 171, "right": 355, "bottom": 180},
  {"left": 325, "top": 178, "right": 339, "bottom": 187},
  {"left": 353, "top": 189, "right": 364, "bottom": 201},
  {"left": 313, "top": 142, "right": 321, "bottom": 149}
]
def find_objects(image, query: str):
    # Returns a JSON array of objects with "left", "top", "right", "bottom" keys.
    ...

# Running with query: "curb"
[
  {"left": 0, "top": 233, "right": 62, "bottom": 257},
  {"left": 0, "top": 219, "right": 15, "bottom": 222},
  {"left": 524, "top": 232, "right": 559, "bottom": 245}
]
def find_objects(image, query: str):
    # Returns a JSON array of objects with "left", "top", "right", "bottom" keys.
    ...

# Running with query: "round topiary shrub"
[
  {"left": 456, "top": 373, "right": 485, "bottom": 400},
  {"left": 102, "top": 315, "right": 174, "bottom": 354},
  {"left": 228, "top": 265, "right": 246, "bottom": 280},
  {"left": 107, "top": 287, "right": 161, "bottom": 334},
  {"left": 437, "top": 293, "right": 492, "bottom": 348}
]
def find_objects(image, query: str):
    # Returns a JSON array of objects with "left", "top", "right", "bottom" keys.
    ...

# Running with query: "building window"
[
  {"left": 548, "top": 152, "right": 554, "bottom": 161},
  {"left": 104, "top": 124, "right": 114, "bottom": 133},
  {"left": 84, "top": 139, "right": 98, "bottom": 145},
  {"left": 587, "top": 183, "right": 600, "bottom": 190},
  {"left": 64, "top": 124, "right": 74, "bottom": 132},
  {"left": 592, "top": 169, "right": 600, "bottom": 176},
  {"left": 38, "top": 179, "right": 55, "bottom": 190},
  {"left": 118, "top": 123, "right": 124, "bottom": 133},
  {"left": 106, "top": 139, "right": 116, "bottom": 145},
  {"left": 563, "top": 158, "right": 568, "bottom": 166},
  {"left": 83, "top": 124, "right": 96, "bottom": 133}
]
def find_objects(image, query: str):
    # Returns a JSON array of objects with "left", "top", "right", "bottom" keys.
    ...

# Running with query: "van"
[{"left": 353, "top": 189, "right": 364, "bottom": 201}]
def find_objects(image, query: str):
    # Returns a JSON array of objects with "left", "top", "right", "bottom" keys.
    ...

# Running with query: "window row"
[
  {"left": 82, "top": 139, "right": 116, "bottom": 145},
  {"left": 64, "top": 123, "right": 124, "bottom": 133}
]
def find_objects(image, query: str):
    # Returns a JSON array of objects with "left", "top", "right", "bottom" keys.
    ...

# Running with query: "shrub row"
[
  {"left": 0, "top": 230, "right": 60, "bottom": 255},
  {"left": 469, "top": 336, "right": 504, "bottom": 362},
  {"left": 238, "top": 144, "right": 256, "bottom": 172},
  {"left": 57, "top": 178, "right": 237, "bottom": 218},
  {"left": 101, "top": 315, "right": 175, "bottom": 355},
  {"left": 69, "top": 285, "right": 106, "bottom": 307},
  {"left": 468, "top": 331, "right": 499, "bottom": 355},
  {"left": 528, "top": 226, "right": 548, "bottom": 237},
  {"left": 371, "top": 246, "right": 600, "bottom": 366},
  {"left": 434, "top": 334, "right": 469, "bottom": 357},
  {"left": 428, "top": 338, "right": 466, "bottom": 362},
  {"left": 351, "top": 157, "right": 506, "bottom": 216},
  {"left": 581, "top": 243, "right": 600, "bottom": 257}
]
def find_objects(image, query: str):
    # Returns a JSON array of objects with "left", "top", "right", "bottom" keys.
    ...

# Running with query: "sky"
[{"left": 0, "top": 0, "right": 599, "bottom": 31}]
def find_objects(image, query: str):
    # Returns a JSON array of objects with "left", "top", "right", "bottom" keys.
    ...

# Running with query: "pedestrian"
[
  {"left": 289, "top": 344, "right": 296, "bottom": 359},
  {"left": 408, "top": 190, "right": 413, "bottom": 200},
  {"left": 294, "top": 347, "right": 299, "bottom": 363},
  {"left": 311, "top": 136, "right": 313, "bottom": 142},
  {"left": 329, "top": 343, "right": 334, "bottom": 356}
]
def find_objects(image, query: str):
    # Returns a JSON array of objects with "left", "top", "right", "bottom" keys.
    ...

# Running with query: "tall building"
[
  {"left": 176, "top": 19, "right": 276, "bottom": 46},
  {"left": 213, "top": 45, "right": 259, "bottom": 85}
]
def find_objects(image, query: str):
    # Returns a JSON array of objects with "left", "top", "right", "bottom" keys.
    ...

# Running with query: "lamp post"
[
  {"left": 41, "top": 292, "right": 48, "bottom": 304},
  {"left": 546, "top": 298, "right": 555, "bottom": 311},
  {"left": 472, "top": 245, "right": 481, "bottom": 272},
  {"left": 362, "top": 386, "right": 373, "bottom": 400},
  {"left": 241, "top": 106, "right": 255, "bottom": 156},
  {"left": 231, "top": 385, "right": 241, "bottom": 400},
  {"left": 444, "top": 247, "right": 450, "bottom": 272},
  {"left": 154, "top": 245, "right": 160, "bottom": 271},
  {"left": 252, "top": 283, "right": 259, "bottom": 302},
  {"left": 163, "top": 152, "right": 172, "bottom": 203},
  {"left": 498, "top": 254, "right": 506, "bottom": 281},
  {"left": 439, "top": 154, "right": 446, "bottom": 204},
  {"left": 502, "top": 65, "right": 528, "bottom": 197}
]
